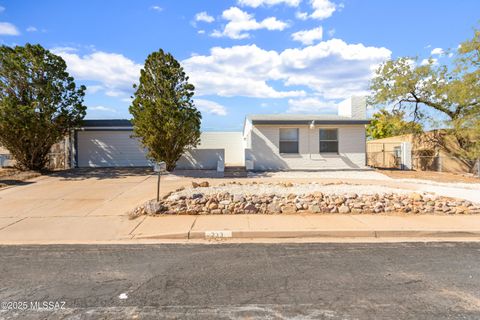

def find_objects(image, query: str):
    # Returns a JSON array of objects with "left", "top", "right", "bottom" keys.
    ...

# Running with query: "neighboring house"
[
  {"left": 366, "top": 130, "right": 476, "bottom": 173},
  {"left": 2, "top": 96, "right": 370, "bottom": 171},
  {"left": 0, "top": 138, "right": 71, "bottom": 170}
]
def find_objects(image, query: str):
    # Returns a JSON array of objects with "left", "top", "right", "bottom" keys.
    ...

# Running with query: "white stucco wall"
[
  {"left": 245, "top": 124, "right": 366, "bottom": 170},
  {"left": 176, "top": 149, "right": 224, "bottom": 170},
  {"left": 176, "top": 131, "right": 245, "bottom": 169},
  {"left": 197, "top": 132, "right": 244, "bottom": 165}
]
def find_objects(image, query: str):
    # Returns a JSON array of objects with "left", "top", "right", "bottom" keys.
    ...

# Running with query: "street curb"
[
  {"left": 133, "top": 233, "right": 189, "bottom": 239},
  {"left": 133, "top": 230, "right": 480, "bottom": 240},
  {"left": 374, "top": 230, "right": 480, "bottom": 238},
  {"left": 188, "top": 230, "right": 376, "bottom": 239}
]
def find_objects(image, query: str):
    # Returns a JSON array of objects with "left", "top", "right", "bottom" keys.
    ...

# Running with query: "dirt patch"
[
  {"left": 377, "top": 169, "right": 480, "bottom": 184},
  {"left": 0, "top": 168, "right": 41, "bottom": 188}
]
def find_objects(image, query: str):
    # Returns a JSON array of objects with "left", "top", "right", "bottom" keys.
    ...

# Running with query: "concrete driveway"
[
  {"left": 0, "top": 169, "right": 168, "bottom": 242},
  {"left": 0, "top": 169, "right": 160, "bottom": 218}
]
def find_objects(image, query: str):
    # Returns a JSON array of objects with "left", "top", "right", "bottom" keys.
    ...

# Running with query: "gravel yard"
[
  {"left": 129, "top": 180, "right": 480, "bottom": 218},
  {"left": 378, "top": 169, "right": 480, "bottom": 184},
  {"left": 249, "top": 170, "right": 391, "bottom": 181},
  {"left": 173, "top": 182, "right": 411, "bottom": 198}
]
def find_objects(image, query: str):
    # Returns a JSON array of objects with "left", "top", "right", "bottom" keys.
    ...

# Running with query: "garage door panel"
[{"left": 77, "top": 131, "right": 150, "bottom": 167}]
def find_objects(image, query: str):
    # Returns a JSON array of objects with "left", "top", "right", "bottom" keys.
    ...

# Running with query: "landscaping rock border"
[{"left": 128, "top": 182, "right": 480, "bottom": 219}]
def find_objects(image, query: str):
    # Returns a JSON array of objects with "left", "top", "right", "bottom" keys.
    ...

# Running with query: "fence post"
[
  {"left": 381, "top": 143, "right": 384, "bottom": 167},
  {"left": 400, "top": 142, "right": 412, "bottom": 170},
  {"left": 477, "top": 158, "right": 480, "bottom": 177}
]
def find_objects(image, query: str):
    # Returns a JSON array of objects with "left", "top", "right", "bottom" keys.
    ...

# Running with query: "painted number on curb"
[{"left": 205, "top": 230, "right": 233, "bottom": 239}]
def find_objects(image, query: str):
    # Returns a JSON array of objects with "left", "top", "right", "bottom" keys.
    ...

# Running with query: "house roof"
[
  {"left": 81, "top": 119, "right": 133, "bottom": 128},
  {"left": 246, "top": 114, "right": 370, "bottom": 125}
]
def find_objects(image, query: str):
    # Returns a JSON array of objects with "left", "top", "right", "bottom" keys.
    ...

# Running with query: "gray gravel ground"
[{"left": 173, "top": 182, "right": 417, "bottom": 199}]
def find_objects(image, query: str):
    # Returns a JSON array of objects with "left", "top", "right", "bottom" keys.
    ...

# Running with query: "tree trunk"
[{"left": 166, "top": 162, "right": 176, "bottom": 172}]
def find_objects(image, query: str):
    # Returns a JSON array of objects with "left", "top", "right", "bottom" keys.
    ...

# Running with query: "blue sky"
[{"left": 1, "top": 0, "right": 479, "bottom": 131}]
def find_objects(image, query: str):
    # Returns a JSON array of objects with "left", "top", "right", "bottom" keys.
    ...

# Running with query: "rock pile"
[{"left": 128, "top": 183, "right": 480, "bottom": 219}]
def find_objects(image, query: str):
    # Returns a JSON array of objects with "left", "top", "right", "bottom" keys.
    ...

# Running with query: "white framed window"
[
  {"left": 279, "top": 128, "right": 299, "bottom": 154},
  {"left": 319, "top": 128, "right": 338, "bottom": 153}
]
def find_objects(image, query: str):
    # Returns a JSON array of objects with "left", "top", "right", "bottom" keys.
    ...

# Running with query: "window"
[
  {"left": 319, "top": 129, "right": 338, "bottom": 153},
  {"left": 279, "top": 128, "right": 299, "bottom": 154}
]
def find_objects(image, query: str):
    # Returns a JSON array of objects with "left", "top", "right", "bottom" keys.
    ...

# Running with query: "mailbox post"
[{"left": 153, "top": 161, "right": 167, "bottom": 201}]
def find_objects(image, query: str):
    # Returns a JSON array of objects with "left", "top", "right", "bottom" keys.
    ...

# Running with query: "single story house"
[
  {"left": 72, "top": 96, "right": 369, "bottom": 171},
  {"left": 1, "top": 96, "right": 370, "bottom": 171},
  {"left": 243, "top": 96, "right": 369, "bottom": 170}
]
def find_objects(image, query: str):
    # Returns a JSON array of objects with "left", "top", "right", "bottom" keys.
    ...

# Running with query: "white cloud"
[
  {"left": 309, "top": 0, "right": 336, "bottom": 20},
  {"left": 90, "top": 105, "right": 117, "bottom": 113},
  {"left": 183, "top": 44, "right": 304, "bottom": 98},
  {"left": 295, "top": 11, "right": 309, "bottom": 20},
  {"left": 327, "top": 28, "right": 335, "bottom": 37},
  {"left": 51, "top": 48, "right": 141, "bottom": 98},
  {"left": 279, "top": 39, "right": 391, "bottom": 99},
  {"left": 0, "top": 22, "right": 20, "bottom": 35},
  {"left": 238, "top": 0, "right": 301, "bottom": 7},
  {"left": 421, "top": 58, "right": 438, "bottom": 66},
  {"left": 86, "top": 85, "right": 103, "bottom": 93},
  {"left": 287, "top": 97, "right": 337, "bottom": 113},
  {"left": 52, "top": 46, "right": 78, "bottom": 53},
  {"left": 150, "top": 5, "right": 162, "bottom": 12},
  {"left": 211, "top": 7, "right": 289, "bottom": 39},
  {"left": 183, "top": 39, "right": 391, "bottom": 100},
  {"left": 195, "top": 11, "right": 215, "bottom": 23},
  {"left": 198, "top": 29, "right": 205, "bottom": 34},
  {"left": 291, "top": 26, "right": 323, "bottom": 45},
  {"left": 430, "top": 47, "right": 444, "bottom": 56},
  {"left": 26, "top": 26, "right": 38, "bottom": 32},
  {"left": 195, "top": 99, "right": 228, "bottom": 116}
]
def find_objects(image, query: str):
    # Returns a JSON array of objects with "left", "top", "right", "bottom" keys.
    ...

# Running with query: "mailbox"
[{"left": 153, "top": 161, "right": 166, "bottom": 173}]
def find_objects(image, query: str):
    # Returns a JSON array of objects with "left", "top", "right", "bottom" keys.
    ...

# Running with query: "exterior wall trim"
[{"left": 251, "top": 120, "right": 370, "bottom": 125}]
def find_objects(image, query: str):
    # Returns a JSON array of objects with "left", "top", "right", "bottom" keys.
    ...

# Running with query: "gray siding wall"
[
  {"left": 77, "top": 131, "right": 150, "bottom": 167},
  {"left": 246, "top": 124, "right": 366, "bottom": 170}
]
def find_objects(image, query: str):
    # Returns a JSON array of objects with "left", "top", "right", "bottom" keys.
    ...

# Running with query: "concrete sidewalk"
[
  {"left": 1, "top": 213, "right": 480, "bottom": 244},
  {"left": 133, "top": 214, "right": 480, "bottom": 240}
]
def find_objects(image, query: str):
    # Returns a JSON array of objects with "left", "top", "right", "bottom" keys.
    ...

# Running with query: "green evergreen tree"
[
  {"left": 129, "top": 49, "right": 201, "bottom": 171},
  {"left": 0, "top": 44, "right": 86, "bottom": 170}
]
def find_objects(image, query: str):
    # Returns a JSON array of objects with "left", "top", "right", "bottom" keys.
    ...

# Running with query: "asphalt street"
[{"left": 0, "top": 242, "right": 479, "bottom": 319}]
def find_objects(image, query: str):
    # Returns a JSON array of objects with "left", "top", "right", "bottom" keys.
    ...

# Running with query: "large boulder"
[
  {"left": 281, "top": 203, "right": 297, "bottom": 214},
  {"left": 338, "top": 204, "right": 350, "bottom": 214},
  {"left": 144, "top": 200, "right": 167, "bottom": 215}
]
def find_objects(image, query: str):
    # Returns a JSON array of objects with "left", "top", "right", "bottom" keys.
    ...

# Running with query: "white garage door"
[{"left": 77, "top": 131, "right": 150, "bottom": 167}]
